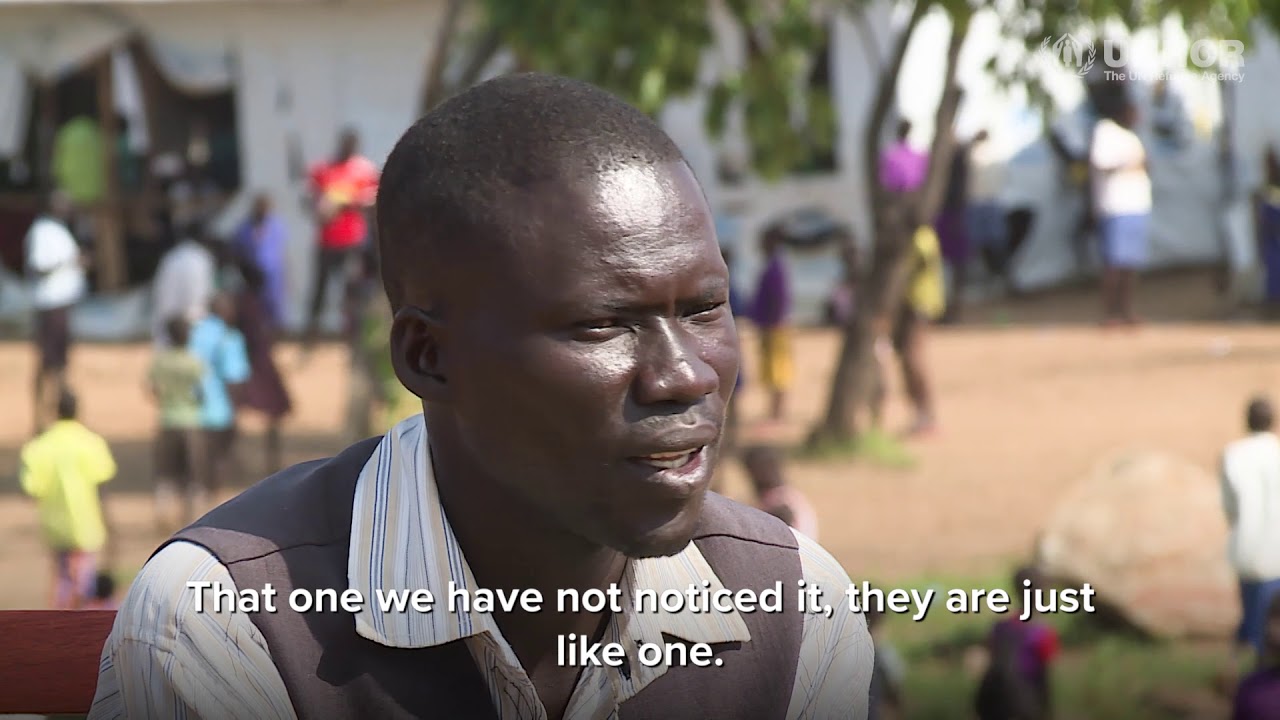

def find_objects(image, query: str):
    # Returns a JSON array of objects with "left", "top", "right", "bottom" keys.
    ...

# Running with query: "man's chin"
[
  {"left": 609, "top": 502, "right": 706, "bottom": 559},
  {"left": 616, "top": 532, "right": 695, "bottom": 560}
]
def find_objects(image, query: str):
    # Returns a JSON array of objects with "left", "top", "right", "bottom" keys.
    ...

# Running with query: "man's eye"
[
  {"left": 573, "top": 319, "right": 625, "bottom": 339},
  {"left": 687, "top": 302, "right": 726, "bottom": 319},
  {"left": 579, "top": 319, "right": 620, "bottom": 330}
]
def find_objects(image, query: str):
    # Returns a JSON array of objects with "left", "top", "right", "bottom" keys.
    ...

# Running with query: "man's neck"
[{"left": 426, "top": 419, "right": 627, "bottom": 673}]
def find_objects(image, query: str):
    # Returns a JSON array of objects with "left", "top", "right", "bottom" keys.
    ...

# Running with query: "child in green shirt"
[{"left": 147, "top": 316, "right": 206, "bottom": 530}]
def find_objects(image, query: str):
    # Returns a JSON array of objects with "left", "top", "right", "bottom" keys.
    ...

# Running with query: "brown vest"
[{"left": 161, "top": 438, "right": 805, "bottom": 719}]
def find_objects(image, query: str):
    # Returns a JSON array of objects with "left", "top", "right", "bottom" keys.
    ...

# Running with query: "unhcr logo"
[
  {"left": 1038, "top": 34, "right": 1245, "bottom": 82},
  {"left": 1039, "top": 34, "right": 1096, "bottom": 77}
]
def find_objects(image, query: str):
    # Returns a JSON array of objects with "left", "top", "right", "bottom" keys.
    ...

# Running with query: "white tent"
[{"left": 0, "top": 0, "right": 446, "bottom": 338}]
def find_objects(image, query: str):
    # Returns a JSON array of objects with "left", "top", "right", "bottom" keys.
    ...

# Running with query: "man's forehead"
[
  {"left": 502, "top": 160, "right": 708, "bottom": 256},
  {"left": 588, "top": 162, "right": 689, "bottom": 229},
  {"left": 476, "top": 163, "right": 718, "bottom": 308}
]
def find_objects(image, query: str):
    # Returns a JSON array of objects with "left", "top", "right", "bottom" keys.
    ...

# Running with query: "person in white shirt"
[
  {"left": 24, "top": 191, "right": 87, "bottom": 432},
  {"left": 1221, "top": 396, "right": 1280, "bottom": 666},
  {"left": 150, "top": 225, "right": 218, "bottom": 350},
  {"left": 1089, "top": 102, "right": 1152, "bottom": 326}
]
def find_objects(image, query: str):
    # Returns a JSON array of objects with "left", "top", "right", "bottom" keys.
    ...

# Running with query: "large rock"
[{"left": 1035, "top": 450, "right": 1238, "bottom": 639}]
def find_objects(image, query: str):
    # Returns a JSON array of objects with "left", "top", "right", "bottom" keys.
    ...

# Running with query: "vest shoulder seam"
[
  {"left": 180, "top": 536, "right": 351, "bottom": 567},
  {"left": 693, "top": 533, "right": 799, "bottom": 551}
]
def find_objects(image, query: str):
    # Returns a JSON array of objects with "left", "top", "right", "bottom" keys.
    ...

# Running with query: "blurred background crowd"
[{"left": 4, "top": 0, "right": 1280, "bottom": 717}]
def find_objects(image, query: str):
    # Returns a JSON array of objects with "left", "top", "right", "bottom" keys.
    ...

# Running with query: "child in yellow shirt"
[
  {"left": 872, "top": 226, "right": 946, "bottom": 436},
  {"left": 19, "top": 389, "right": 117, "bottom": 609}
]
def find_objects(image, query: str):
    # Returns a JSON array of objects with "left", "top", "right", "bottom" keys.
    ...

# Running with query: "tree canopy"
[
  {"left": 460, "top": 0, "right": 1280, "bottom": 183},
  {"left": 380, "top": 0, "right": 1280, "bottom": 447}
]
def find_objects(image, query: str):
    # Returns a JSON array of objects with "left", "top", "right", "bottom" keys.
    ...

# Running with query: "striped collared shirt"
[{"left": 89, "top": 415, "right": 872, "bottom": 719}]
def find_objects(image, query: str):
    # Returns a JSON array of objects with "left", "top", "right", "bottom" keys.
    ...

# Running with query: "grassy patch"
[
  {"left": 870, "top": 569, "right": 1229, "bottom": 720},
  {"left": 797, "top": 426, "right": 917, "bottom": 468}
]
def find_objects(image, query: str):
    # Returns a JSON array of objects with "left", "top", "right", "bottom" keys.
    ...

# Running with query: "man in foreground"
[{"left": 90, "top": 73, "right": 871, "bottom": 719}]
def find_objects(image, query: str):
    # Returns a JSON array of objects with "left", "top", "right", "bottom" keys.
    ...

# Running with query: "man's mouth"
[{"left": 632, "top": 447, "right": 705, "bottom": 470}]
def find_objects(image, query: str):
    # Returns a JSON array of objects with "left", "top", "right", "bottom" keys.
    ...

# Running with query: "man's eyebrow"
[{"left": 581, "top": 280, "right": 730, "bottom": 316}]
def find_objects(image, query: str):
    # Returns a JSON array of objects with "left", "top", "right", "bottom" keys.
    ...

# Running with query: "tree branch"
[
  {"left": 863, "top": 0, "right": 929, "bottom": 212},
  {"left": 419, "top": 0, "right": 467, "bottom": 115},
  {"left": 421, "top": 21, "right": 504, "bottom": 115},
  {"left": 914, "top": 12, "right": 967, "bottom": 226},
  {"left": 455, "top": 26, "right": 504, "bottom": 88},
  {"left": 848, "top": 3, "right": 883, "bottom": 71}
]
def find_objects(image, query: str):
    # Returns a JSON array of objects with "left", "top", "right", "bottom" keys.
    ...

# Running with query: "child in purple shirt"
[
  {"left": 879, "top": 119, "right": 928, "bottom": 193},
  {"left": 1234, "top": 594, "right": 1280, "bottom": 720},
  {"left": 750, "top": 227, "right": 792, "bottom": 421}
]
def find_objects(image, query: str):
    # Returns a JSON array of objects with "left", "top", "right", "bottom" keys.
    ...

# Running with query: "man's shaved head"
[
  {"left": 376, "top": 73, "right": 686, "bottom": 312},
  {"left": 380, "top": 73, "right": 738, "bottom": 560}
]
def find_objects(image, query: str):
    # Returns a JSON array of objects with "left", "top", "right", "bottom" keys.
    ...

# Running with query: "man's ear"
[{"left": 390, "top": 305, "right": 449, "bottom": 404}]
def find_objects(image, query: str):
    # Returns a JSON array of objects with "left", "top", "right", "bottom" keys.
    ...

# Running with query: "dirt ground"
[{"left": 2, "top": 268, "right": 1276, "bottom": 609}]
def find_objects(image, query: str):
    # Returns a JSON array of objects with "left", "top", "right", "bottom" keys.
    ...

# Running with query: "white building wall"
[{"left": 5, "top": 2, "right": 1280, "bottom": 333}]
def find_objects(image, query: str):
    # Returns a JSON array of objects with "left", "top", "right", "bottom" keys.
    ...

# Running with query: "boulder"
[{"left": 1035, "top": 450, "right": 1238, "bottom": 639}]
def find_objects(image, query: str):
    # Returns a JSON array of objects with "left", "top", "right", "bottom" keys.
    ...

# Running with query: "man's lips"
[
  {"left": 631, "top": 446, "right": 704, "bottom": 470},
  {"left": 625, "top": 422, "right": 718, "bottom": 470}
]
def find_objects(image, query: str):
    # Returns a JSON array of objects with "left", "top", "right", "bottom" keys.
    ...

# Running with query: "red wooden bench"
[{"left": 0, "top": 610, "right": 116, "bottom": 715}]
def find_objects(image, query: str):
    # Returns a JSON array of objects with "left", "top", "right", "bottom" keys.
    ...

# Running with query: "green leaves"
[
  {"left": 476, "top": 0, "right": 1280, "bottom": 182},
  {"left": 988, "top": 0, "right": 1268, "bottom": 112},
  {"left": 478, "top": 0, "right": 837, "bottom": 179},
  {"left": 481, "top": 0, "right": 711, "bottom": 116}
]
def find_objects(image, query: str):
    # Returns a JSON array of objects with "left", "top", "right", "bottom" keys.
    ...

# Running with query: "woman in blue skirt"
[{"left": 1089, "top": 102, "right": 1151, "bottom": 326}]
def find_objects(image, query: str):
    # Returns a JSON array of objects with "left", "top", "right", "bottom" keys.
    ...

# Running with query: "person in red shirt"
[{"left": 303, "top": 128, "right": 379, "bottom": 352}]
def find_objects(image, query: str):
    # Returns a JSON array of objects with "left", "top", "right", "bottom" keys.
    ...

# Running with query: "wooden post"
[
  {"left": 36, "top": 79, "right": 57, "bottom": 192},
  {"left": 95, "top": 52, "right": 125, "bottom": 291}
]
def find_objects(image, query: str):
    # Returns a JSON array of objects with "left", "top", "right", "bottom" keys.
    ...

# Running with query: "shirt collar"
[{"left": 348, "top": 414, "right": 750, "bottom": 651}]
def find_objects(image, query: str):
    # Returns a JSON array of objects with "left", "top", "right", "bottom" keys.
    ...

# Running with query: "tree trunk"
[
  {"left": 353, "top": 5, "right": 502, "bottom": 434},
  {"left": 808, "top": 5, "right": 966, "bottom": 449},
  {"left": 1214, "top": 66, "right": 1238, "bottom": 297},
  {"left": 95, "top": 53, "right": 126, "bottom": 292},
  {"left": 419, "top": 0, "right": 468, "bottom": 115},
  {"left": 417, "top": 3, "right": 504, "bottom": 116}
]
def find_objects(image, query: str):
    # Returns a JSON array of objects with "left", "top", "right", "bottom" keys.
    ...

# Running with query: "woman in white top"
[{"left": 1089, "top": 102, "right": 1151, "bottom": 326}]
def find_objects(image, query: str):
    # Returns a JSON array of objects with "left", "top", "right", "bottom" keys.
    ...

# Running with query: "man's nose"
[{"left": 632, "top": 320, "right": 721, "bottom": 407}]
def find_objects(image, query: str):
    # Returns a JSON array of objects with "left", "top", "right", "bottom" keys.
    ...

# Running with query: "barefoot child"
[
  {"left": 148, "top": 316, "right": 207, "bottom": 530},
  {"left": 19, "top": 389, "right": 117, "bottom": 609},
  {"left": 740, "top": 444, "right": 819, "bottom": 540}
]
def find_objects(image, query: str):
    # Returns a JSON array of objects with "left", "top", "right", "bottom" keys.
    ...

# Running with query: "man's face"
[{"left": 438, "top": 160, "right": 738, "bottom": 558}]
